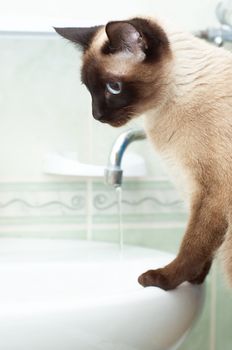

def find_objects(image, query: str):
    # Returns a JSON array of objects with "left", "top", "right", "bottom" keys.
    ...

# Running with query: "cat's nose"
[
  {"left": 92, "top": 101, "right": 104, "bottom": 120},
  {"left": 92, "top": 109, "right": 104, "bottom": 120}
]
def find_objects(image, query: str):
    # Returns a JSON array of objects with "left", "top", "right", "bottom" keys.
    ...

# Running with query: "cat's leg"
[
  {"left": 138, "top": 194, "right": 227, "bottom": 290},
  {"left": 187, "top": 259, "right": 212, "bottom": 284}
]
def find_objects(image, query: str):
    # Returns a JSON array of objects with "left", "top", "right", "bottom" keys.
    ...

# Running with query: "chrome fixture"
[
  {"left": 105, "top": 128, "right": 146, "bottom": 187},
  {"left": 195, "top": 1, "right": 232, "bottom": 46},
  {"left": 195, "top": 25, "right": 232, "bottom": 46}
]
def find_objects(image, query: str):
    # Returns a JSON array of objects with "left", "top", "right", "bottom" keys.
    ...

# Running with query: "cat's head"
[{"left": 54, "top": 18, "right": 172, "bottom": 127}]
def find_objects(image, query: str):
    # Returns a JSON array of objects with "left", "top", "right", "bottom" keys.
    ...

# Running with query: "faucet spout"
[{"left": 104, "top": 128, "right": 146, "bottom": 187}]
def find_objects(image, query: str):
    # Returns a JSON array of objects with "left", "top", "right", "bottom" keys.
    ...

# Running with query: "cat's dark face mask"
[
  {"left": 81, "top": 58, "right": 142, "bottom": 127},
  {"left": 54, "top": 19, "right": 171, "bottom": 127}
]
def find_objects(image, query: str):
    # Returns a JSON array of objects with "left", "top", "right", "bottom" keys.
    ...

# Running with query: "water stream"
[{"left": 115, "top": 186, "right": 124, "bottom": 253}]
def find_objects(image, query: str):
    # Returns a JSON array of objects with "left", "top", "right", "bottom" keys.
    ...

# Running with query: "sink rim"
[
  {"left": 0, "top": 238, "right": 205, "bottom": 350},
  {"left": 0, "top": 237, "right": 204, "bottom": 308}
]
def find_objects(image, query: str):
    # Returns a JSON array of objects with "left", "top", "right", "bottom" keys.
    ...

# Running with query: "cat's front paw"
[{"left": 138, "top": 268, "right": 174, "bottom": 291}]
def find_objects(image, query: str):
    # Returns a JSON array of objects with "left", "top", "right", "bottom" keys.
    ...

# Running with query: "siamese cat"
[{"left": 54, "top": 17, "right": 232, "bottom": 290}]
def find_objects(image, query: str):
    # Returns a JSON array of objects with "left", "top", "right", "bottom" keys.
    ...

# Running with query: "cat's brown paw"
[{"left": 138, "top": 269, "right": 175, "bottom": 291}]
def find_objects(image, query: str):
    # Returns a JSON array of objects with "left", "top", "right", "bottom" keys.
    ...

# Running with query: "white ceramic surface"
[{"left": 0, "top": 238, "right": 204, "bottom": 350}]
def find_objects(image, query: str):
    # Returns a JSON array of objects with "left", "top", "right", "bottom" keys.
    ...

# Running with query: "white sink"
[{"left": 0, "top": 238, "right": 204, "bottom": 350}]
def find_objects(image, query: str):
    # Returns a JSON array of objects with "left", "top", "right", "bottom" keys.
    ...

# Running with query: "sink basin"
[{"left": 0, "top": 238, "right": 204, "bottom": 350}]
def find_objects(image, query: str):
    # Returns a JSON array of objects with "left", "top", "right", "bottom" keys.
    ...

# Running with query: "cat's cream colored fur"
[
  {"left": 144, "top": 26, "right": 232, "bottom": 286},
  {"left": 88, "top": 21, "right": 232, "bottom": 287},
  {"left": 55, "top": 18, "right": 232, "bottom": 289}
]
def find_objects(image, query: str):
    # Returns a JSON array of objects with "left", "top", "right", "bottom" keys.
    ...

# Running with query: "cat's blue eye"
[{"left": 106, "top": 82, "right": 122, "bottom": 95}]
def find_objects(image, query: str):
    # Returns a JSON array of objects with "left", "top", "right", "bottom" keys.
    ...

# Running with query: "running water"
[{"left": 115, "top": 186, "right": 124, "bottom": 252}]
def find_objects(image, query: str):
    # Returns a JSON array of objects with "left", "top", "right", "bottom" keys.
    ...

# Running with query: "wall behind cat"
[
  {"left": 0, "top": 0, "right": 221, "bottom": 182},
  {"left": 0, "top": 0, "right": 219, "bottom": 31}
]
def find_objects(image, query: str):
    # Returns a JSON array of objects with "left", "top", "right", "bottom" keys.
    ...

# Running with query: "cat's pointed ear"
[
  {"left": 105, "top": 21, "right": 146, "bottom": 54},
  {"left": 54, "top": 26, "right": 101, "bottom": 51},
  {"left": 105, "top": 18, "right": 170, "bottom": 62}
]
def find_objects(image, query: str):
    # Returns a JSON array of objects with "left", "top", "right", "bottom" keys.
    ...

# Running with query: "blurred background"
[{"left": 0, "top": 0, "right": 231, "bottom": 349}]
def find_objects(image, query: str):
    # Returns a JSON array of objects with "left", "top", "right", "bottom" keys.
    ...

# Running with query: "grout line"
[
  {"left": 86, "top": 106, "right": 93, "bottom": 241},
  {"left": 86, "top": 179, "right": 93, "bottom": 240},
  {"left": 210, "top": 261, "right": 217, "bottom": 350},
  {"left": 89, "top": 222, "right": 186, "bottom": 229}
]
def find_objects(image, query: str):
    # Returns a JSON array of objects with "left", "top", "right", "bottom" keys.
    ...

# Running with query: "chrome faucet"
[
  {"left": 195, "top": 1, "right": 232, "bottom": 46},
  {"left": 195, "top": 24, "right": 232, "bottom": 46},
  {"left": 104, "top": 128, "right": 146, "bottom": 187}
]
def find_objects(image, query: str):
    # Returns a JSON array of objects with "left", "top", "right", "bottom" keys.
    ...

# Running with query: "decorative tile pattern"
[
  {"left": 0, "top": 194, "right": 85, "bottom": 214},
  {"left": 0, "top": 183, "right": 88, "bottom": 237},
  {"left": 92, "top": 180, "right": 187, "bottom": 225},
  {"left": 0, "top": 180, "right": 186, "bottom": 231}
]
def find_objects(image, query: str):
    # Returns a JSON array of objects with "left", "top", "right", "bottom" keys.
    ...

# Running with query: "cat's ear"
[
  {"left": 105, "top": 18, "right": 169, "bottom": 62},
  {"left": 105, "top": 21, "right": 146, "bottom": 55},
  {"left": 54, "top": 26, "right": 101, "bottom": 51}
]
